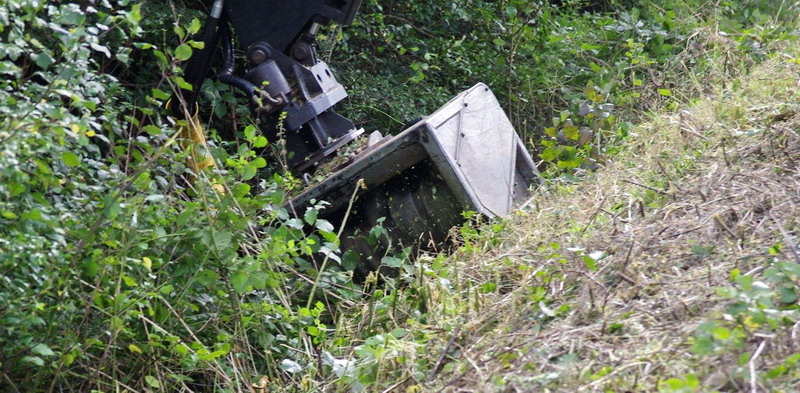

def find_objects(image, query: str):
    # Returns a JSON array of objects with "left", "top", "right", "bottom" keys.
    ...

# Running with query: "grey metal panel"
[
  {"left": 290, "top": 129, "right": 427, "bottom": 214},
  {"left": 418, "top": 125, "right": 488, "bottom": 216},
  {"left": 424, "top": 83, "right": 530, "bottom": 217},
  {"left": 285, "top": 84, "right": 348, "bottom": 130}
]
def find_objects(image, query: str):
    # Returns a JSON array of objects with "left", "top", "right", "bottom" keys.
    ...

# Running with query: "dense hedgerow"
[
  {"left": 0, "top": 0, "right": 796, "bottom": 392},
  {"left": 331, "top": 0, "right": 797, "bottom": 175},
  {"left": 0, "top": 1, "right": 358, "bottom": 391}
]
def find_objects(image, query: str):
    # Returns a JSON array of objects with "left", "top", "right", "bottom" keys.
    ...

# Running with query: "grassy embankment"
[{"left": 332, "top": 37, "right": 800, "bottom": 393}]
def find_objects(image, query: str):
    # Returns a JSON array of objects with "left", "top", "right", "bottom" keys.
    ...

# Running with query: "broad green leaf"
[
  {"left": 315, "top": 219, "right": 334, "bottom": 233},
  {"left": 241, "top": 164, "right": 257, "bottom": 181},
  {"left": 31, "top": 344, "right": 55, "bottom": 357},
  {"left": 151, "top": 88, "right": 170, "bottom": 100},
  {"left": 22, "top": 356, "right": 44, "bottom": 366},
  {"left": 213, "top": 231, "right": 232, "bottom": 249},
  {"left": 253, "top": 135, "right": 268, "bottom": 148},
  {"left": 244, "top": 125, "right": 257, "bottom": 141},
  {"left": 780, "top": 286, "right": 797, "bottom": 304},
  {"left": 175, "top": 44, "right": 192, "bottom": 61},
  {"left": 232, "top": 183, "right": 251, "bottom": 198},
  {"left": 188, "top": 18, "right": 202, "bottom": 34},
  {"left": 304, "top": 208, "right": 318, "bottom": 226},
  {"left": 231, "top": 271, "right": 248, "bottom": 293},
  {"left": 174, "top": 76, "right": 193, "bottom": 91},
  {"left": 142, "top": 257, "right": 152, "bottom": 271},
  {"left": 62, "top": 152, "right": 80, "bottom": 167},
  {"left": 122, "top": 275, "right": 137, "bottom": 287},
  {"left": 145, "top": 375, "right": 160, "bottom": 388},
  {"left": 281, "top": 359, "right": 303, "bottom": 373},
  {"left": 252, "top": 157, "right": 267, "bottom": 169},
  {"left": 196, "top": 270, "right": 220, "bottom": 286},
  {"left": 381, "top": 256, "right": 403, "bottom": 268},
  {"left": 664, "top": 378, "right": 684, "bottom": 389}
]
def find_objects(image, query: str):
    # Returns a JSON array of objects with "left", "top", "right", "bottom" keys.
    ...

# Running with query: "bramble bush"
[{"left": 0, "top": 1, "right": 361, "bottom": 391}]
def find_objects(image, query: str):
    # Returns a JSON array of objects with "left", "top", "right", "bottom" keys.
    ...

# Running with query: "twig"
[
  {"left": 92, "top": 369, "right": 140, "bottom": 393},
  {"left": 769, "top": 213, "right": 800, "bottom": 265},
  {"left": 621, "top": 240, "right": 635, "bottom": 272},
  {"left": 617, "top": 272, "right": 637, "bottom": 285},
  {"left": 749, "top": 341, "right": 767, "bottom": 393},
  {"left": 577, "top": 362, "right": 649, "bottom": 391},
  {"left": 383, "top": 15, "right": 437, "bottom": 39},
  {"left": 622, "top": 179, "right": 668, "bottom": 195},
  {"left": 563, "top": 270, "right": 609, "bottom": 294},
  {"left": 713, "top": 213, "right": 739, "bottom": 239},
  {"left": 139, "top": 314, "right": 231, "bottom": 384},
  {"left": 666, "top": 225, "right": 706, "bottom": 239},
  {"left": 306, "top": 179, "right": 365, "bottom": 309},
  {"left": 744, "top": 265, "right": 767, "bottom": 277},
  {"left": 3, "top": 372, "right": 21, "bottom": 393},
  {"left": 581, "top": 194, "right": 609, "bottom": 235},
  {"left": 462, "top": 349, "right": 486, "bottom": 383},
  {"left": 427, "top": 325, "right": 462, "bottom": 382},
  {"left": 380, "top": 376, "right": 412, "bottom": 393},
  {"left": 721, "top": 138, "right": 732, "bottom": 168},
  {"left": 161, "top": 297, "right": 204, "bottom": 345},
  {"left": 656, "top": 158, "right": 682, "bottom": 191}
]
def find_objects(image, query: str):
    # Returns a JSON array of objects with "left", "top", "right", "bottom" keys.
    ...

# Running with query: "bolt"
[
  {"left": 250, "top": 48, "right": 267, "bottom": 65},
  {"left": 292, "top": 45, "right": 311, "bottom": 61}
]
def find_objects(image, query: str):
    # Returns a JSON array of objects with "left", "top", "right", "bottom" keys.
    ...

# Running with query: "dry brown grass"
[{"left": 380, "top": 52, "right": 800, "bottom": 393}]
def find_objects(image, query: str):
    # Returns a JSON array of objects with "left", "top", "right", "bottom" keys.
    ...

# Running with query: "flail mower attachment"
[{"left": 290, "top": 84, "right": 542, "bottom": 277}]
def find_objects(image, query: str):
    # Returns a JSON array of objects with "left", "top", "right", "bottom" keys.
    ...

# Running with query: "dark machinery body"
[
  {"left": 176, "top": 0, "right": 541, "bottom": 272},
  {"left": 226, "top": 0, "right": 361, "bottom": 53},
  {"left": 177, "top": 0, "right": 364, "bottom": 172}
]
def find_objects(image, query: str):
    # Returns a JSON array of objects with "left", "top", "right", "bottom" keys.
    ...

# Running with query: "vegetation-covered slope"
[
  {"left": 381, "top": 47, "right": 800, "bottom": 392},
  {"left": 1, "top": 0, "right": 798, "bottom": 392}
]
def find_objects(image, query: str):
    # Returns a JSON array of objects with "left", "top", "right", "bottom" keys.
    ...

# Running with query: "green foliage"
[
  {"left": 0, "top": 1, "right": 359, "bottom": 391},
  {"left": 693, "top": 257, "right": 800, "bottom": 355},
  {"left": 330, "top": 0, "right": 798, "bottom": 176},
  {"left": 681, "top": 252, "right": 800, "bottom": 390},
  {"left": 659, "top": 374, "right": 700, "bottom": 393}
]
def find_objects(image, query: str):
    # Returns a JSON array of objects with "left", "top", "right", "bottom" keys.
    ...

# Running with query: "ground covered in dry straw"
[{"left": 347, "top": 46, "right": 800, "bottom": 393}]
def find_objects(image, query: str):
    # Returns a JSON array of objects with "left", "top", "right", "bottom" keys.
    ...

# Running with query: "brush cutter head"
[{"left": 290, "top": 84, "right": 542, "bottom": 275}]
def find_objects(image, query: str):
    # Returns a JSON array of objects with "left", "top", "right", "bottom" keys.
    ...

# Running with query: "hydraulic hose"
[{"left": 218, "top": 20, "right": 257, "bottom": 99}]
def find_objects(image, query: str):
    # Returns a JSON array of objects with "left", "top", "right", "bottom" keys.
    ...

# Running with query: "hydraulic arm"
[{"left": 174, "top": 0, "right": 364, "bottom": 172}]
